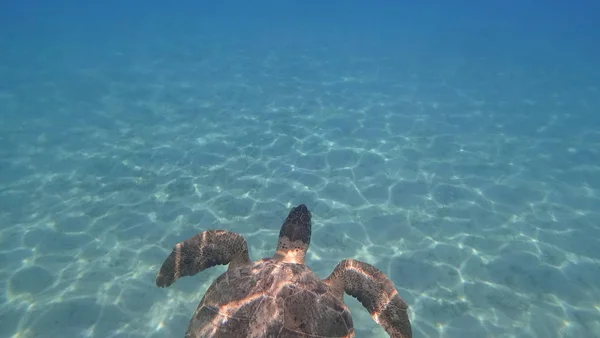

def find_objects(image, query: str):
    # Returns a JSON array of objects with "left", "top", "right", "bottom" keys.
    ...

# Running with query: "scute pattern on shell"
[{"left": 185, "top": 259, "right": 354, "bottom": 338}]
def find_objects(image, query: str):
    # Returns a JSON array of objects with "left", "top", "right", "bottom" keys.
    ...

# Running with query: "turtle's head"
[{"left": 273, "top": 204, "right": 312, "bottom": 264}]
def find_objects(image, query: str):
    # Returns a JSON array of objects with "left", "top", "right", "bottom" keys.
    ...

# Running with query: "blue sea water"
[{"left": 1, "top": 1, "right": 599, "bottom": 337}]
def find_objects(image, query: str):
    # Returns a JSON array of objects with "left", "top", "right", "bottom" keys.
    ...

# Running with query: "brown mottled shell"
[{"left": 185, "top": 258, "right": 354, "bottom": 338}]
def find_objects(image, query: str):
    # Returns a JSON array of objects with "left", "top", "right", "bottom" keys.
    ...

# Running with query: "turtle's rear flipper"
[
  {"left": 324, "top": 259, "right": 412, "bottom": 338},
  {"left": 156, "top": 230, "right": 250, "bottom": 288}
]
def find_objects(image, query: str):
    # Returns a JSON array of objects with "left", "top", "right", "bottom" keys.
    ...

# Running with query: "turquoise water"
[{"left": 1, "top": 1, "right": 599, "bottom": 337}]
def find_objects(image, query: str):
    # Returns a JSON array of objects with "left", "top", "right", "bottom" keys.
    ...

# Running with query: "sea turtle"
[{"left": 156, "top": 204, "right": 412, "bottom": 338}]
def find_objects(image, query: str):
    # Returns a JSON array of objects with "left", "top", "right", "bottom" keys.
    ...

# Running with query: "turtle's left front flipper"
[
  {"left": 323, "top": 259, "right": 412, "bottom": 338},
  {"left": 156, "top": 230, "right": 250, "bottom": 288}
]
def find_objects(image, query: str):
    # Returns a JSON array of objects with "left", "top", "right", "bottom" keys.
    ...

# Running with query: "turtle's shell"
[{"left": 185, "top": 258, "right": 354, "bottom": 338}]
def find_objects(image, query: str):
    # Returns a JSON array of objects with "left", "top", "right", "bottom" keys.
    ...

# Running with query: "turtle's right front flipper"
[
  {"left": 324, "top": 259, "right": 412, "bottom": 338},
  {"left": 156, "top": 230, "right": 250, "bottom": 288}
]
